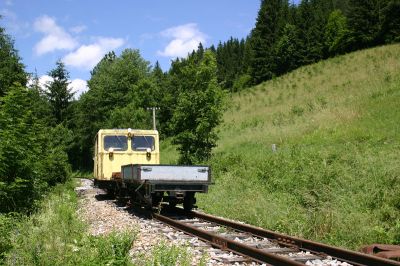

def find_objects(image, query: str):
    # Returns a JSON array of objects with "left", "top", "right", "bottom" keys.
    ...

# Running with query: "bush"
[{"left": 0, "top": 86, "right": 71, "bottom": 213}]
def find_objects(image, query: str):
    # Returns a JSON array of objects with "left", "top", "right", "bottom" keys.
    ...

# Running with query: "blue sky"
[{"left": 0, "top": 0, "right": 296, "bottom": 97}]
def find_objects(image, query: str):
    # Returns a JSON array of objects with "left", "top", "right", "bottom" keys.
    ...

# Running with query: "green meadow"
[{"left": 163, "top": 44, "right": 400, "bottom": 249}]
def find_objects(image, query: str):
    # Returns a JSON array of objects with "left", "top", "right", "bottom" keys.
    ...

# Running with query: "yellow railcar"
[
  {"left": 93, "top": 128, "right": 211, "bottom": 210},
  {"left": 94, "top": 128, "right": 159, "bottom": 182}
]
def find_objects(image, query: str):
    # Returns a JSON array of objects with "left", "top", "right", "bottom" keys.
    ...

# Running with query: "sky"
[{"left": 0, "top": 0, "right": 296, "bottom": 97}]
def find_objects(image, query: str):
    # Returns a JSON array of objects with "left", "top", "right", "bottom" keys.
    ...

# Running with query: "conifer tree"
[
  {"left": 216, "top": 37, "right": 246, "bottom": 90},
  {"left": 296, "top": 0, "right": 329, "bottom": 64},
  {"left": 249, "top": 0, "right": 289, "bottom": 84},
  {"left": 380, "top": 0, "right": 400, "bottom": 43},
  {"left": 46, "top": 60, "right": 74, "bottom": 124},
  {"left": 0, "top": 21, "right": 26, "bottom": 97},
  {"left": 346, "top": 0, "right": 384, "bottom": 50}
]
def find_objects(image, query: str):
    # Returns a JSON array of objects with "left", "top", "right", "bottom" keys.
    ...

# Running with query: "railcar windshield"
[
  {"left": 132, "top": 135, "right": 155, "bottom": 151},
  {"left": 104, "top": 135, "right": 128, "bottom": 151}
]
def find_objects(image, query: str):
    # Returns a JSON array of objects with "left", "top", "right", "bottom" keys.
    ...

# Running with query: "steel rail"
[
  {"left": 153, "top": 212, "right": 304, "bottom": 266},
  {"left": 188, "top": 210, "right": 400, "bottom": 266}
]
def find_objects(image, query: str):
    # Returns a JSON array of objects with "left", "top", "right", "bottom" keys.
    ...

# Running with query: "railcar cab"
[{"left": 93, "top": 128, "right": 159, "bottom": 184}]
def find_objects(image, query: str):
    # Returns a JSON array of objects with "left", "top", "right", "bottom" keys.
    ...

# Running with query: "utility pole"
[{"left": 146, "top": 107, "right": 160, "bottom": 130}]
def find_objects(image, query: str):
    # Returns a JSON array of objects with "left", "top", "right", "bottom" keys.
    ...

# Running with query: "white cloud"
[
  {"left": 68, "top": 78, "right": 88, "bottom": 98},
  {"left": 158, "top": 23, "right": 207, "bottom": 58},
  {"left": 63, "top": 37, "right": 124, "bottom": 70},
  {"left": 34, "top": 74, "right": 53, "bottom": 88},
  {"left": 28, "top": 75, "right": 88, "bottom": 99},
  {"left": 69, "top": 25, "right": 87, "bottom": 34},
  {"left": 34, "top": 15, "right": 78, "bottom": 55}
]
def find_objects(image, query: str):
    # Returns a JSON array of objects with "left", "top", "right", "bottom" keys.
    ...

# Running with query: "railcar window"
[
  {"left": 132, "top": 136, "right": 155, "bottom": 151},
  {"left": 104, "top": 135, "right": 128, "bottom": 151}
]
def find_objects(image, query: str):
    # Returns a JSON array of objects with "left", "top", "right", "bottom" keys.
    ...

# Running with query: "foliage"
[
  {"left": 0, "top": 20, "right": 26, "bottom": 97},
  {"left": 45, "top": 60, "right": 74, "bottom": 124},
  {"left": 274, "top": 23, "right": 302, "bottom": 75},
  {"left": 380, "top": 0, "right": 400, "bottom": 43},
  {"left": 345, "top": 0, "right": 383, "bottom": 50},
  {"left": 232, "top": 73, "right": 252, "bottom": 92},
  {"left": 249, "top": 0, "right": 289, "bottom": 83},
  {"left": 324, "top": 9, "right": 349, "bottom": 55},
  {"left": 3, "top": 181, "right": 135, "bottom": 265},
  {"left": 0, "top": 213, "right": 22, "bottom": 260},
  {"left": 215, "top": 38, "right": 247, "bottom": 90},
  {"left": 169, "top": 51, "right": 225, "bottom": 164},
  {"left": 27, "top": 72, "right": 54, "bottom": 125},
  {"left": 0, "top": 86, "right": 71, "bottom": 213},
  {"left": 73, "top": 49, "right": 153, "bottom": 170}
]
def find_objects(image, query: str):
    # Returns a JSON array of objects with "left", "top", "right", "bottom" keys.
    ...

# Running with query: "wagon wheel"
[{"left": 183, "top": 192, "right": 196, "bottom": 211}]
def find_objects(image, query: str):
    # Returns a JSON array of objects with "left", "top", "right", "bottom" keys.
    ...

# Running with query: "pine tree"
[
  {"left": 215, "top": 37, "right": 246, "bottom": 90},
  {"left": 380, "top": 0, "right": 400, "bottom": 43},
  {"left": 0, "top": 22, "right": 26, "bottom": 97},
  {"left": 296, "top": 0, "right": 330, "bottom": 64},
  {"left": 28, "top": 70, "right": 53, "bottom": 125},
  {"left": 46, "top": 60, "right": 74, "bottom": 124},
  {"left": 346, "top": 0, "right": 385, "bottom": 50},
  {"left": 249, "top": 0, "right": 289, "bottom": 84}
]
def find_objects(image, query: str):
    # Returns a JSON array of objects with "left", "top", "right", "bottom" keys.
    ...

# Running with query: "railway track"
[{"left": 153, "top": 208, "right": 400, "bottom": 266}]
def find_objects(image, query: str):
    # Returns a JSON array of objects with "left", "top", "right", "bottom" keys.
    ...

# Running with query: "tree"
[
  {"left": 45, "top": 60, "right": 74, "bottom": 124},
  {"left": 380, "top": 0, "right": 400, "bottom": 43},
  {"left": 249, "top": 0, "right": 289, "bottom": 84},
  {"left": 0, "top": 85, "right": 70, "bottom": 212},
  {"left": 170, "top": 51, "right": 225, "bottom": 164},
  {"left": 296, "top": 0, "right": 330, "bottom": 64},
  {"left": 0, "top": 21, "right": 26, "bottom": 97},
  {"left": 27, "top": 71, "right": 53, "bottom": 125},
  {"left": 215, "top": 37, "right": 247, "bottom": 91},
  {"left": 75, "top": 49, "right": 152, "bottom": 169},
  {"left": 324, "top": 9, "right": 349, "bottom": 55},
  {"left": 274, "top": 23, "right": 302, "bottom": 75},
  {"left": 346, "top": 0, "right": 385, "bottom": 50}
]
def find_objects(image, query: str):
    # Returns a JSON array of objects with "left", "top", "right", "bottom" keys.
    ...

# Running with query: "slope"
[{"left": 194, "top": 44, "right": 400, "bottom": 250}]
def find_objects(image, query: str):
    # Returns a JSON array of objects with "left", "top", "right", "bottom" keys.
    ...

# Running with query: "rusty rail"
[
  {"left": 153, "top": 212, "right": 303, "bottom": 266},
  {"left": 154, "top": 208, "right": 400, "bottom": 266},
  {"left": 189, "top": 210, "right": 400, "bottom": 266}
]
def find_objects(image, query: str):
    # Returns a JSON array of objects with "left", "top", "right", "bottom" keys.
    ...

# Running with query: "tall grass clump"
[
  {"left": 135, "top": 241, "right": 205, "bottom": 266},
  {"left": 181, "top": 44, "right": 400, "bottom": 250},
  {"left": 3, "top": 180, "right": 135, "bottom": 265}
]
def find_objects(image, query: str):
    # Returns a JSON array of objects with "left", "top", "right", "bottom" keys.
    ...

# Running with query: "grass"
[
  {"left": 0, "top": 179, "right": 197, "bottom": 265},
  {"left": 134, "top": 241, "right": 204, "bottom": 266},
  {"left": 162, "top": 44, "right": 400, "bottom": 249},
  {"left": 2, "top": 180, "right": 135, "bottom": 265},
  {"left": 160, "top": 138, "right": 179, "bottom": 164}
]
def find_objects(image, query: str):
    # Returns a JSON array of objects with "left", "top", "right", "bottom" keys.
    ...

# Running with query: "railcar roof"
[{"left": 97, "top": 129, "right": 158, "bottom": 135}]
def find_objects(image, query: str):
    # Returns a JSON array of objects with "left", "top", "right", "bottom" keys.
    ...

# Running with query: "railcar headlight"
[
  {"left": 127, "top": 128, "right": 132, "bottom": 138},
  {"left": 146, "top": 148, "right": 151, "bottom": 159},
  {"left": 109, "top": 147, "right": 114, "bottom": 159}
]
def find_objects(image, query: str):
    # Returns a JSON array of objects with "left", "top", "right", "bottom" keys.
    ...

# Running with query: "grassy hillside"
[{"left": 162, "top": 44, "right": 400, "bottom": 249}]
